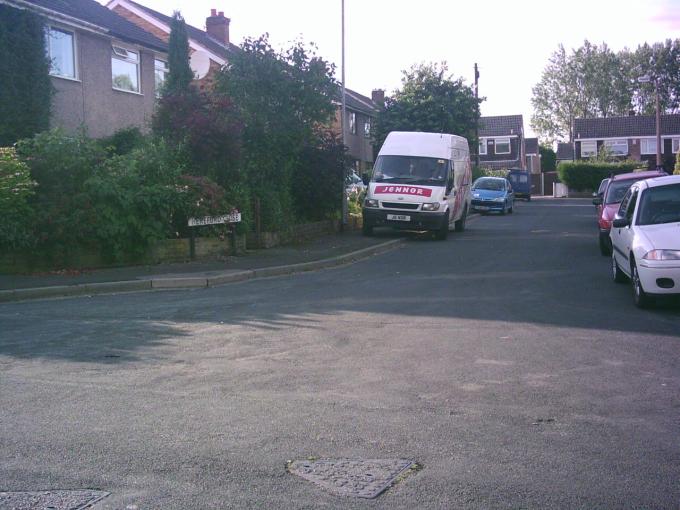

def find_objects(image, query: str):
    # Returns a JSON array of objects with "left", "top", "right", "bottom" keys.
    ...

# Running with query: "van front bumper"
[{"left": 362, "top": 208, "right": 447, "bottom": 230}]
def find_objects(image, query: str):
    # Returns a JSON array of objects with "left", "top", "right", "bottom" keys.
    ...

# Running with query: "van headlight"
[
  {"left": 643, "top": 250, "right": 680, "bottom": 261},
  {"left": 364, "top": 198, "right": 379, "bottom": 208},
  {"left": 421, "top": 203, "right": 440, "bottom": 211}
]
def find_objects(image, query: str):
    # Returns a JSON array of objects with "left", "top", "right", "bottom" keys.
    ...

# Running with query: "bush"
[
  {"left": 98, "top": 126, "right": 145, "bottom": 156},
  {"left": 675, "top": 151, "right": 680, "bottom": 175},
  {"left": 557, "top": 160, "right": 645, "bottom": 191},
  {"left": 0, "top": 147, "right": 36, "bottom": 250}
]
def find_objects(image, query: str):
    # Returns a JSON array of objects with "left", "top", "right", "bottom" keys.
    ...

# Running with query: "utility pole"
[
  {"left": 655, "top": 79, "right": 662, "bottom": 169},
  {"left": 340, "top": 0, "right": 348, "bottom": 231},
  {"left": 474, "top": 63, "right": 480, "bottom": 167}
]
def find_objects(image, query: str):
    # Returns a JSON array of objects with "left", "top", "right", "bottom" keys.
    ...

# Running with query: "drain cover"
[
  {"left": 288, "top": 458, "right": 415, "bottom": 499},
  {"left": 0, "top": 490, "right": 109, "bottom": 510}
]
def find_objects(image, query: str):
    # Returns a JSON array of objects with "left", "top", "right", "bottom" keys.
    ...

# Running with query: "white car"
[{"left": 610, "top": 174, "right": 680, "bottom": 307}]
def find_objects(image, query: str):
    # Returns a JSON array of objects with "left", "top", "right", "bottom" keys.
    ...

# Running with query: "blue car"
[{"left": 471, "top": 177, "right": 514, "bottom": 214}]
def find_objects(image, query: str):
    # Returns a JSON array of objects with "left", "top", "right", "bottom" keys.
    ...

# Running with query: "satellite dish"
[{"left": 190, "top": 50, "right": 211, "bottom": 80}]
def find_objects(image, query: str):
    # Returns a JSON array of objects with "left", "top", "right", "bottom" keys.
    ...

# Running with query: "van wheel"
[
  {"left": 435, "top": 212, "right": 449, "bottom": 240},
  {"left": 454, "top": 207, "right": 467, "bottom": 232},
  {"left": 362, "top": 223, "right": 373, "bottom": 236}
]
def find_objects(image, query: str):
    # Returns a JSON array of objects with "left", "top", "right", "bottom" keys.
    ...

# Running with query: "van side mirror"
[
  {"left": 446, "top": 178, "right": 454, "bottom": 193},
  {"left": 361, "top": 173, "right": 370, "bottom": 187},
  {"left": 612, "top": 217, "right": 629, "bottom": 228}
]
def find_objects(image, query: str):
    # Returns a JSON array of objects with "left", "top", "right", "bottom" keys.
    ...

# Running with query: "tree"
[
  {"left": 539, "top": 144, "right": 556, "bottom": 172},
  {"left": 0, "top": 6, "right": 52, "bottom": 146},
  {"left": 531, "top": 42, "right": 632, "bottom": 144},
  {"left": 163, "top": 11, "right": 194, "bottom": 96},
  {"left": 373, "top": 63, "right": 481, "bottom": 149},
  {"left": 629, "top": 40, "right": 680, "bottom": 115},
  {"left": 216, "top": 35, "right": 339, "bottom": 229}
]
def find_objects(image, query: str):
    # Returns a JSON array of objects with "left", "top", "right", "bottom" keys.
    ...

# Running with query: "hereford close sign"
[{"left": 188, "top": 211, "right": 241, "bottom": 227}]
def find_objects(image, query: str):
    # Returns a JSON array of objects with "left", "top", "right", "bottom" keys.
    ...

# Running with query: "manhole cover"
[
  {"left": 288, "top": 458, "right": 416, "bottom": 499},
  {"left": 0, "top": 490, "right": 109, "bottom": 510}
]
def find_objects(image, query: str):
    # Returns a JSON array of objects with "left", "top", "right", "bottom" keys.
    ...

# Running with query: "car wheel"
[
  {"left": 632, "top": 262, "right": 652, "bottom": 308},
  {"left": 508, "top": 203, "right": 514, "bottom": 214},
  {"left": 612, "top": 252, "right": 627, "bottom": 283},
  {"left": 434, "top": 212, "right": 449, "bottom": 240},
  {"left": 362, "top": 222, "right": 373, "bottom": 236},
  {"left": 527, "top": 196, "right": 531, "bottom": 202},
  {"left": 454, "top": 206, "right": 467, "bottom": 232},
  {"left": 599, "top": 234, "right": 612, "bottom": 256},
  {"left": 500, "top": 202, "right": 507, "bottom": 215}
]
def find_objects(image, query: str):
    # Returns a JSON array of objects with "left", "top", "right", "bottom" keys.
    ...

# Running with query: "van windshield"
[{"left": 372, "top": 155, "right": 449, "bottom": 185}]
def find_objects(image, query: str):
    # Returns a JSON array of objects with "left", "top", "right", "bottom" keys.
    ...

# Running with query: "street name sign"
[{"left": 188, "top": 212, "right": 241, "bottom": 227}]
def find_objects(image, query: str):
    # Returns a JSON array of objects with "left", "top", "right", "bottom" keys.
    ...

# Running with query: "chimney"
[
  {"left": 371, "top": 89, "right": 385, "bottom": 106},
  {"left": 206, "top": 9, "right": 230, "bottom": 45}
]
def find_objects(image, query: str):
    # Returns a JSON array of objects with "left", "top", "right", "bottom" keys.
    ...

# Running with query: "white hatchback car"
[{"left": 610, "top": 174, "right": 680, "bottom": 307}]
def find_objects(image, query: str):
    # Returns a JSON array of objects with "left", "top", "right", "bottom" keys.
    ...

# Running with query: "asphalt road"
[{"left": 2, "top": 198, "right": 679, "bottom": 509}]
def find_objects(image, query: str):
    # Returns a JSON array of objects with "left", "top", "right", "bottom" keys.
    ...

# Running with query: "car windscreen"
[
  {"left": 472, "top": 178, "right": 505, "bottom": 191},
  {"left": 605, "top": 179, "right": 637, "bottom": 204},
  {"left": 372, "top": 155, "right": 449, "bottom": 185},
  {"left": 598, "top": 178, "right": 610, "bottom": 195},
  {"left": 637, "top": 183, "right": 680, "bottom": 225}
]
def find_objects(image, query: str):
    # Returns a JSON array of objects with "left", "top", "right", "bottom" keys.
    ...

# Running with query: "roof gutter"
[{"left": 0, "top": 0, "right": 110, "bottom": 35}]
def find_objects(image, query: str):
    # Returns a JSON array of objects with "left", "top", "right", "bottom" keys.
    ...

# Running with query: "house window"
[
  {"left": 364, "top": 118, "right": 371, "bottom": 138},
  {"left": 154, "top": 59, "right": 168, "bottom": 96},
  {"left": 494, "top": 138, "right": 511, "bottom": 155},
  {"left": 47, "top": 27, "right": 75, "bottom": 79},
  {"left": 349, "top": 112, "right": 356, "bottom": 135},
  {"left": 112, "top": 45, "right": 140, "bottom": 93},
  {"left": 672, "top": 138, "right": 680, "bottom": 153},
  {"left": 604, "top": 139, "right": 628, "bottom": 156},
  {"left": 641, "top": 138, "right": 659, "bottom": 155},
  {"left": 478, "top": 138, "right": 487, "bottom": 155},
  {"left": 581, "top": 140, "right": 597, "bottom": 158}
]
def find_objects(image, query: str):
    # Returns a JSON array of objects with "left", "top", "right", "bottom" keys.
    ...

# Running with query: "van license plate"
[{"left": 387, "top": 214, "right": 410, "bottom": 221}]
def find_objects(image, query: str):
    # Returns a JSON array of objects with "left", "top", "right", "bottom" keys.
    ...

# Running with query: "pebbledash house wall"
[{"left": 49, "top": 28, "right": 159, "bottom": 138}]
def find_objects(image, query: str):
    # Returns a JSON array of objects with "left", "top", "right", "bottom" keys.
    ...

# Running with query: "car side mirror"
[
  {"left": 361, "top": 173, "right": 370, "bottom": 187},
  {"left": 592, "top": 197, "right": 602, "bottom": 206},
  {"left": 612, "top": 217, "right": 629, "bottom": 228}
]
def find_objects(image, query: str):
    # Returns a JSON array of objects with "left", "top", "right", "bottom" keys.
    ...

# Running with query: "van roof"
[{"left": 379, "top": 131, "right": 469, "bottom": 159}]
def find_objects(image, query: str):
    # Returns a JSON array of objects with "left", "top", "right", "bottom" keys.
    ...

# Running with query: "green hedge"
[{"left": 557, "top": 161, "right": 646, "bottom": 191}]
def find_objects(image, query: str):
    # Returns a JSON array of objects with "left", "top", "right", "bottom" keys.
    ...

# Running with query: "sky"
[{"left": 104, "top": 0, "right": 680, "bottom": 138}]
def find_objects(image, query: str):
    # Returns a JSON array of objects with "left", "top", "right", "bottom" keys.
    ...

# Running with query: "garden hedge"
[{"left": 557, "top": 161, "right": 645, "bottom": 191}]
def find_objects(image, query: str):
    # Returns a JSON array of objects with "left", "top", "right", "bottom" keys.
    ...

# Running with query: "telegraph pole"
[
  {"left": 474, "top": 63, "right": 480, "bottom": 167},
  {"left": 340, "top": 0, "right": 348, "bottom": 230}
]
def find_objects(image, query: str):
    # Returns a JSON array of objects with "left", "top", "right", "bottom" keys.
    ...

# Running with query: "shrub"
[
  {"left": 0, "top": 147, "right": 36, "bottom": 250},
  {"left": 675, "top": 150, "right": 680, "bottom": 175},
  {"left": 557, "top": 160, "right": 645, "bottom": 191},
  {"left": 99, "top": 126, "right": 145, "bottom": 156}
]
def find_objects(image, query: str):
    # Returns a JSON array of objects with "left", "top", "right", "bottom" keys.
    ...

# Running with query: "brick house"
[
  {"left": 107, "top": 0, "right": 238, "bottom": 91},
  {"left": 4, "top": 0, "right": 168, "bottom": 138},
  {"left": 108, "top": 0, "right": 382, "bottom": 173},
  {"left": 573, "top": 114, "right": 680, "bottom": 171},
  {"left": 478, "top": 115, "right": 526, "bottom": 170}
]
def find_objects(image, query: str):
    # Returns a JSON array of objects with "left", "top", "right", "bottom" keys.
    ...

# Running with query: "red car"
[{"left": 595, "top": 170, "right": 667, "bottom": 255}]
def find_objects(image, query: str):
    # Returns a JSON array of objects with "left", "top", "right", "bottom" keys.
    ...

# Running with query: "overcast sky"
[{"left": 106, "top": 0, "right": 679, "bottom": 138}]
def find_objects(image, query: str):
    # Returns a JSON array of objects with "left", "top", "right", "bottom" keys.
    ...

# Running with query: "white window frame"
[
  {"left": 604, "top": 139, "right": 628, "bottom": 156},
  {"left": 494, "top": 137, "right": 511, "bottom": 155},
  {"left": 46, "top": 26, "right": 77, "bottom": 80},
  {"left": 154, "top": 58, "right": 168, "bottom": 97},
  {"left": 581, "top": 140, "right": 597, "bottom": 158},
  {"left": 112, "top": 44, "right": 141, "bottom": 94},
  {"left": 364, "top": 118, "right": 371, "bottom": 138},
  {"left": 640, "top": 138, "right": 659, "bottom": 155},
  {"left": 349, "top": 112, "right": 356, "bottom": 135},
  {"left": 478, "top": 138, "right": 487, "bottom": 155},
  {"left": 671, "top": 138, "right": 680, "bottom": 153}
]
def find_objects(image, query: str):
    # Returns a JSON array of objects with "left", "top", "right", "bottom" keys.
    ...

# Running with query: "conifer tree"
[{"left": 164, "top": 11, "right": 194, "bottom": 96}]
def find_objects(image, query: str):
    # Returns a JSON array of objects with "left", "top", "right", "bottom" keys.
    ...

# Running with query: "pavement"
[{"left": 0, "top": 229, "right": 408, "bottom": 302}]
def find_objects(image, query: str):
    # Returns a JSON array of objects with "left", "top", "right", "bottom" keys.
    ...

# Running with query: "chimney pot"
[
  {"left": 371, "top": 89, "right": 385, "bottom": 106},
  {"left": 206, "top": 9, "right": 230, "bottom": 45}
]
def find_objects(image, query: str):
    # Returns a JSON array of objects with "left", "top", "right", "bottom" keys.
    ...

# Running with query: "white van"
[{"left": 362, "top": 131, "right": 472, "bottom": 240}]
